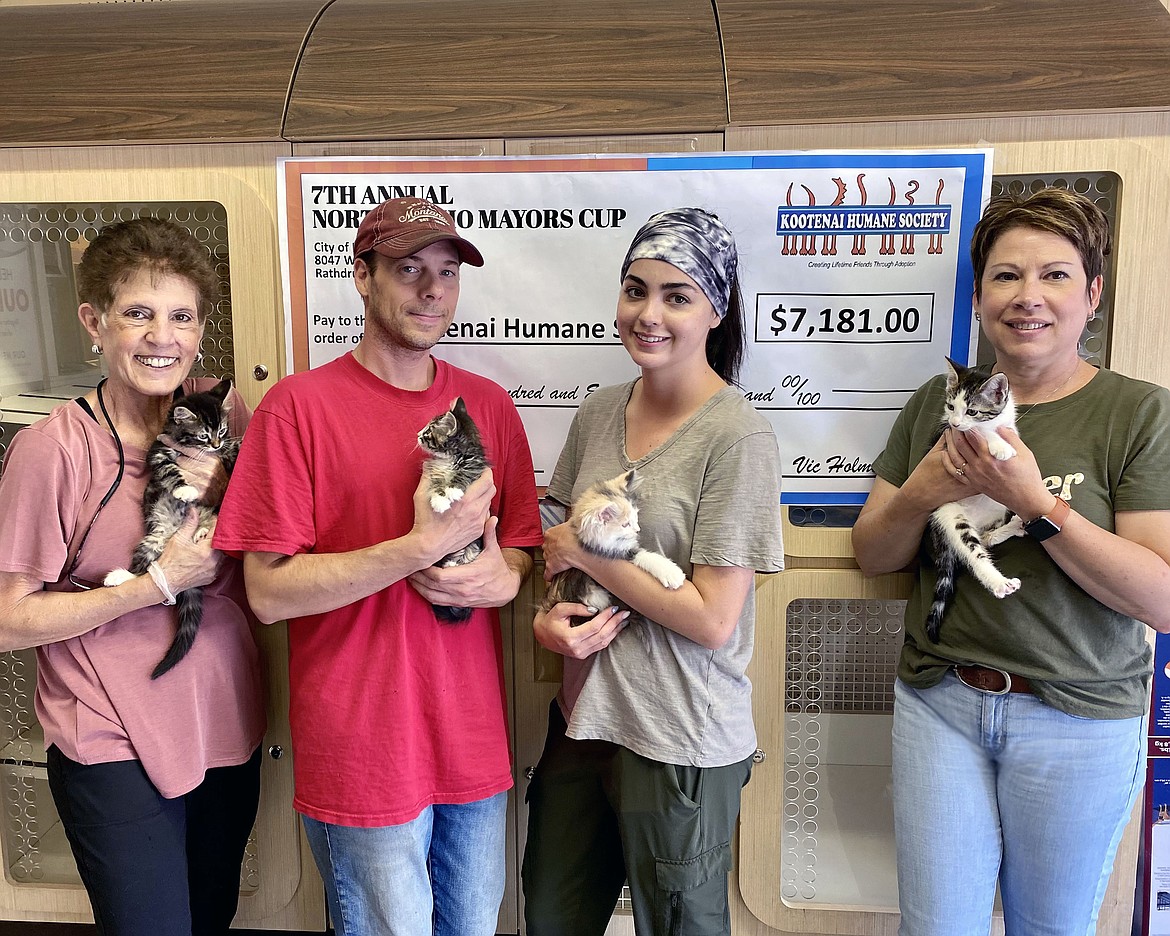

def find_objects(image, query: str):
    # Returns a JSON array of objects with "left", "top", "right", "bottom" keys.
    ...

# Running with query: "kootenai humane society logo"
[{"left": 776, "top": 175, "right": 952, "bottom": 259}]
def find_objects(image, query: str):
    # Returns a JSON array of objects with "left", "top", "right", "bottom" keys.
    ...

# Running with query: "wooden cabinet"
[{"left": 0, "top": 627, "right": 322, "bottom": 930}]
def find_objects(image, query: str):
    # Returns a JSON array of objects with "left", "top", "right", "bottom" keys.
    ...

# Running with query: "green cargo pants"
[{"left": 522, "top": 701, "right": 753, "bottom": 936}]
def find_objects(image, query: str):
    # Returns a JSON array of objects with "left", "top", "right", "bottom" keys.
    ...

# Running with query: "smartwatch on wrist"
[{"left": 1023, "top": 495, "right": 1070, "bottom": 542}]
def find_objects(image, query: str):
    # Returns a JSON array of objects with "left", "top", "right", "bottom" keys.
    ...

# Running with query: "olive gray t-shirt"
[
  {"left": 548, "top": 381, "right": 784, "bottom": 767},
  {"left": 873, "top": 366, "right": 1170, "bottom": 718}
]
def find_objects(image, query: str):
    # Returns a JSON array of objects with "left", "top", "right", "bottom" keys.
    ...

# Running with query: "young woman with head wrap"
[{"left": 522, "top": 208, "right": 784, "bottom": 935}]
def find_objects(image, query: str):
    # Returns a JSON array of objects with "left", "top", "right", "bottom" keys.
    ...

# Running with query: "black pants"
[
  {"left": 522, "top": 701, "right": 752, "bottom": 936},
  {"left": 47, "top": 745, "right": 261, "bottom": 936}
]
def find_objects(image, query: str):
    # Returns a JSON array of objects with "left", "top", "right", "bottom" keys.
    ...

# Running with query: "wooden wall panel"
[
  {"left": 292, "top": 141, "right": 505, "bottom": 157},
  {"left": 284, "top": 0, "right": 726, "bottom": 141},
  {"left": 505, "top": 134, "right": 724, "bottom": 156},
  {"left": 0, "top": 2, "right": 321, "bottom": 146},
  {"left": 719, "top": 0, "right": 1170, "bottom": 127}
]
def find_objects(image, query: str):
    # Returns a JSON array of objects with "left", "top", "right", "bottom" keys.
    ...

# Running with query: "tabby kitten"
[
  {"left": 538, "top": 469, "right": 685, "bottom": 626},
  {"left": 924, "top": 358, "right": 1025, "bottom": 641},
  {"left": 418, "top": 396, "right": 490, "bottom": 623},
  {"left": 103, "top": 379, "right": 240, "bottom": 678}
]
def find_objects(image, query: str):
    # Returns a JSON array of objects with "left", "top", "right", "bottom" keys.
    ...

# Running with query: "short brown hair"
[
  {"left": 77, "top": 216, "right": 219, "bottom": 320},
  {"left": 970, "top": 188, "right": 1111, "bottom": 298}
]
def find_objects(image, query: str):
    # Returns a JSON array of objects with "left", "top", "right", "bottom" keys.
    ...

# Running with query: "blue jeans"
[
  {"left": 892, "top": 673, "right": 1144, "bottom": 936},
  {"left": 302, "top": 791, "right": 507, "bottom": 936}
]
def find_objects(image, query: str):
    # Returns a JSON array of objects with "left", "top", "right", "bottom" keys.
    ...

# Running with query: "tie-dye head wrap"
[{"left": 620, "top": 208, "right": 738, "bottom": 318}]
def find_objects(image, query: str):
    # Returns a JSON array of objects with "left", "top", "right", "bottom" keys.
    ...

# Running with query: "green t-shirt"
[{"left": 873, "top": 366, "right": 1170, "bottom": 718}]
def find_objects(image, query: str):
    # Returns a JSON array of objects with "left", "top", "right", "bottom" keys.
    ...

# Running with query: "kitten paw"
[
  {"left": 993, "top": 577, "right": 1022, "bottom": 599},
  {"left": 657, "top": 564, "right": 686, "bottom": 590},
  {"left": 173, "top": 484, "right": 199, "bottom": 502},
  {"left": 988, "top": 441, "right": 1018, "bottom": 461},
  {"left": 103, "top": 568, "right": 135, "bottom": 587},
  {"left": 983, "top": 516, "right": 1026, "bottom": 547},
  {"left": 192, "top": 526, "right": 212, "bottom": 545},
  {"left": 633, "top": 550, "right": 686, "bottom": 589},
  {"left": 430, "top": 488, "right": 464, "bottom": 514}
]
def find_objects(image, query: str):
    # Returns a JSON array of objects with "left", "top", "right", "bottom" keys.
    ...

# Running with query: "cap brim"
[{"left": 371, "top": 232, "right": 484, "bottom": 267}]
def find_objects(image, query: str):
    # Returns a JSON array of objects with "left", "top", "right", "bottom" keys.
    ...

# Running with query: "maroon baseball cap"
[{"left": 353, "top": 197, "right": 484, "bottom": 267}]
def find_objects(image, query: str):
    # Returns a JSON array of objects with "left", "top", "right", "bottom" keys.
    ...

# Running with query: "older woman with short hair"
[
  {"left": 0, "top": 217, "right": 265, "bottom": 936},
  {"left": 853, "top": 188, "right": 1170, "bottom": 934}
]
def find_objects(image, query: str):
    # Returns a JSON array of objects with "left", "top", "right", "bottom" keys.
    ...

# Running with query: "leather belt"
[{"left": 955, "top": 665, "right": 1033, "bottom": 695}]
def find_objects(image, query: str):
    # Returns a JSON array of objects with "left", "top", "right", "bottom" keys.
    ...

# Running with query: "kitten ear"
[
  {"left": 451, "top": 396, "right": 468, "bottom": 417},
  {"left": 944, "top": 357, "right": 963, "bottom": 391},
  {"left": 575, "top": 501, "right": 614, "bottom": 537},
  {"left": 981, "top": 373, "right": 1010, "bottom": 406},
  {"left": 172, "top": 406, "right": 195, "bottom": 423},
  {"left": 596, "top": 504, "right": 620, "bottom": 525},
  {"left": 621, "top": 469, "right": 642, "bottom": 493},
  {"left": 210, "top": 378, "right": 233, "bottom": 401}
]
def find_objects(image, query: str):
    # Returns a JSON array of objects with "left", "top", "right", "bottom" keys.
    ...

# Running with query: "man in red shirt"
[{"left": 216, "top": 198, "right": 541, "bottom": 935}]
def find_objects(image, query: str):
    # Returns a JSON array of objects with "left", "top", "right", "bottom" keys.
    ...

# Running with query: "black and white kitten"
[
  {"left": 104, "top": 378, "right": 239, "bottom": 678},
  {"left": 924, "top": 358, "right": 1025, "bottom": 641},
  {"left": 538, "top": 469, "right": 685, "bottom": 626},
  {"left": 418, "top": 396, "right": 490, "bottom": 623}
]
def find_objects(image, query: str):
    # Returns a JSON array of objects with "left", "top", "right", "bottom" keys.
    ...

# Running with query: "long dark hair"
[{"left": 707, "top": 275, "right": 746, "bottom": 386}]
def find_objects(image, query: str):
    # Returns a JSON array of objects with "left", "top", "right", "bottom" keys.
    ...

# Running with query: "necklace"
[{"left": 1014, "top": 361, "right": 1083, "bottom": 420}]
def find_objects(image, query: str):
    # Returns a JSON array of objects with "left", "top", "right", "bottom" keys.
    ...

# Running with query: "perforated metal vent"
[
  {"left": 781, "top": 597, "right": 905, "bottom": 906},
  {"left": 0, "top": 201, "right": 234, "bottom": 462}
]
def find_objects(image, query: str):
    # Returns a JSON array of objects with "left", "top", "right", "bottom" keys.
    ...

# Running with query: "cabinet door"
[
  {"left": 738, "top": 569, "right": 911, "bottom": 935},
  {"left": 734, "top": 566, "right": 1142, "bottom": 936}
]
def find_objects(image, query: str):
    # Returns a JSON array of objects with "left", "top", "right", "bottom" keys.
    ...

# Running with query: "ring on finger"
[{"left": 955, "top": 467, "right": 965, "bottom": 478}]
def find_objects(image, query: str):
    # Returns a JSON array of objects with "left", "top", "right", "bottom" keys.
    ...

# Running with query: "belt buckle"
[{"left": 957, "top": 664, "right": 1012, "bottom": 696}]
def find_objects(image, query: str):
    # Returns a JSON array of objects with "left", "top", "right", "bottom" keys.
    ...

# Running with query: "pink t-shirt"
[
  {"left": 214, "top": 353, "right": 542, "bottom": 826},
  {"left": 0, "top": 380, "right": 266, "bottom": 798}
]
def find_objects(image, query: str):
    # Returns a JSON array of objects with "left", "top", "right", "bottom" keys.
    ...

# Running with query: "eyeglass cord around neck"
[{"left": 66, "top": 378, "right": 125, "bottom": 589}]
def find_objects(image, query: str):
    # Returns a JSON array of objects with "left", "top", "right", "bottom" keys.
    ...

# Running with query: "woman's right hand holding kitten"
[
  {"left": 900, "top": 433, "right": 974, "bottom": 512},
  {"left": 540, "top": 521, "right": 585, "bottom": 581}
]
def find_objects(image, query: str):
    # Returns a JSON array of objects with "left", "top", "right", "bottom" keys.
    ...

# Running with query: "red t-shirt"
[{"left": 214, "top": 353, "right": 541, "bottom": 826}]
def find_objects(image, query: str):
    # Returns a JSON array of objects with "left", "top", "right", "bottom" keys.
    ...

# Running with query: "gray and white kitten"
[
  {"left": 104, "top": 379, "right": 239, "bottom": 678},
  {"left": 924, "top": 358, "right": 1025, "bottom": 642},
  {"left": 539, "top": 469, "right": 685, "bottom": 626},
  {"left": 418, "top": 396, "right": 489, "bottom": 623}
]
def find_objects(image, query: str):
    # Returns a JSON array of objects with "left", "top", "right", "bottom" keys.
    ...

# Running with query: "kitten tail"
[
  {"left": 151, "top": 587, "right": 203, "bottom": 679},
  {"left": 433, "top": 603, "right": 473, "bottom": 623},
  {"left": 925, "top": 523, "right": 956, "bottom": 643}
]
